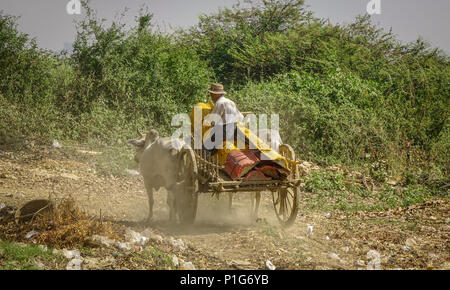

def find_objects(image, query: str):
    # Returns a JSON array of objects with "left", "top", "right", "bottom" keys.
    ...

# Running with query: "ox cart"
[{"left": 176, "top": 143, "right": 301, "bottom": 227}]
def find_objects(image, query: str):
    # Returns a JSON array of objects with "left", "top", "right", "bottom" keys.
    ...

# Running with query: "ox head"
[{"left": 127, "top": 128, "right": 160, "bottom": 163}]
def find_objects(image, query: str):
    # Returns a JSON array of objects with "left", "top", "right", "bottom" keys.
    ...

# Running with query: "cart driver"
[{"left": 203, "top": 83, "right": 245, "bottom": 154}]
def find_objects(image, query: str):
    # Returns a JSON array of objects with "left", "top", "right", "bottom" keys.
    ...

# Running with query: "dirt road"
[{"left": 0, "top": 144, "right": 448, "bottom": 269}]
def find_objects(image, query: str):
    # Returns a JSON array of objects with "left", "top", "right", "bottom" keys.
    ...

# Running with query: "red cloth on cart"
[
  {"left": 256, "top": 165, "right": 280, "bottom": 179},
  {"left": 224, "top": 150, "right": 259, "bottom": 180},
  {"left": 243, "top": 170, "right": 272, "bottom": 181}
]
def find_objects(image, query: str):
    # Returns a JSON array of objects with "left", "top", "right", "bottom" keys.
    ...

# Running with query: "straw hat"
[{"left": 207, "top": 83, "right": 227, "bottom": 95}]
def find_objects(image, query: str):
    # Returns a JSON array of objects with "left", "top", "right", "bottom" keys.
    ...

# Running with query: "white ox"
[{"left": 127, "top": 129, "right": 184, "bottom": 223}]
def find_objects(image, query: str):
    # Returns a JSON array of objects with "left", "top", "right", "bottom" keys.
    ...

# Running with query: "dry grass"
[{"left": 0, "top": 198, "right": 125, "bottom": 248}]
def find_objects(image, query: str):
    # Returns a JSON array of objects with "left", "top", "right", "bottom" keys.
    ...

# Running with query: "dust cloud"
[{"left": 144, "top": 188, "right": 280, "bottom": 228}]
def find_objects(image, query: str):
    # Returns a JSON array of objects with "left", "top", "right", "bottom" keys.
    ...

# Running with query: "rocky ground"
[{"left": 0, "top": 143, "right": 449, "bottom": 270}]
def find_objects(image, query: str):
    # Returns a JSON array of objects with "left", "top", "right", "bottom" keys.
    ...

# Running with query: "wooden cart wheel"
[
  {"left": 177, "top": 148, "right": 199, "bottom": 224},
  {"left": 272, "top": 144, "right": 299, "bottom": 227}
]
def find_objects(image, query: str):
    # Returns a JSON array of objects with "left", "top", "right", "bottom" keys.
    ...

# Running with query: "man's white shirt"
[{"left": 206, "top": 96, "right": 243, "bottom": 126}]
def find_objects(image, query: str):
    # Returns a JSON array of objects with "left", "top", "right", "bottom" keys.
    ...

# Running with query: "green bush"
[
  {"left": 232, "top": 71, "right": 391, "bottom": 165},
  {"left": 305, "top": 170, "right": 345, "bottom": 194},
  {"left": 0, "top": 6, "right": 213, "bottom": 143},
  {"left": 68, "top": 5, "right": 213, "bottom": 137},
  {"left": 0, "top": 12, "right": 56, "bottom": 105},
  {"left": 181, "top": 0, "right": 449, "bottom": 181},
  {"left": 0, "top": 0, "right": 447, "bottom": 191}
]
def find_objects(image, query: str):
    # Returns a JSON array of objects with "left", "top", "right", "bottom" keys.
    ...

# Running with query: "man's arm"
[{"left": 204, "top": 102, "right": 224, "bottom": 126}]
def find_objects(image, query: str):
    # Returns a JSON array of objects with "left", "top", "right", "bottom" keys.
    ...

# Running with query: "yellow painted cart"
[{"left": 175, "top": 103, "right": 301, "bottom": 227}]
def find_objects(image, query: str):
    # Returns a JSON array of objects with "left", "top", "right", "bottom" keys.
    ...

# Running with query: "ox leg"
[
  {"left": 253, "top": 192, "right": 261, "bottom": 220},
  {"left": 228, "top": 192, "right": 233, "bottom": 214},
  {"left": 167, "top": 190, "right": 176, "bottom": 222},
  {"left": 144, "top": 179, "right": 155, "bottom": 223}
]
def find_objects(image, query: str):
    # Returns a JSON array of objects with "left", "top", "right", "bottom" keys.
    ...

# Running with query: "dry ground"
[{"left": 0, "top": 143, "right": 448, "bottom": 270}]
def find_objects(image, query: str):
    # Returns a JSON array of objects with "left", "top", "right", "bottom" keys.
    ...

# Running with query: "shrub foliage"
[{"left": 0, "top": 0, "right": 448, "bottom": 183}]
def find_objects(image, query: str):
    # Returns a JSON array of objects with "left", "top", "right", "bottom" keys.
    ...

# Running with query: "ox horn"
[{"left": 137, "top": 129, "right": 144, "bottom": 138}]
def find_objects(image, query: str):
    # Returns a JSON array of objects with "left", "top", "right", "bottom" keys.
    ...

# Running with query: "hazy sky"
[{"left": 0, "top": 0, "right": 449, "bottom": 53}]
